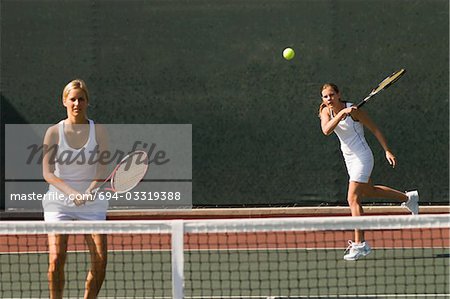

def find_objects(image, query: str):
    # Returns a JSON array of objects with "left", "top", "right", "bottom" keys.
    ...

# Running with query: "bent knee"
[
  {"left": 346, "top": 197, "right": 360, "bottom": 207},
  {"left": 48, "top": 254, "right": 66, "bottom": 272},
  {"left": 347, "top": 190, "right": 364, "bottom": 206}
]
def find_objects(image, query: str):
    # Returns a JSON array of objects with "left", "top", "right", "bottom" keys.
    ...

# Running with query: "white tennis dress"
[
  {"left": 43, "top": 119, "right": 108, "bottom": 221},
  {"left": 331, "top": 102, "right": 374, "bottom": 183}
]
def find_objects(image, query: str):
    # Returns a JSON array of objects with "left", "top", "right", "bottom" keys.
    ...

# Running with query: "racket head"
[
  {"left": 111, "top": 150, "right": 149, "bottom": 193},
  {"left": 371, "top": 69, "right": 406, "bottom": 95}
]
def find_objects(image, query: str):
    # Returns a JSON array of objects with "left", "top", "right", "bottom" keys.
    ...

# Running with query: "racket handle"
[
  {"left": 356, "top": 94, "right": 372, "bottom": 108},
  {"left": 356, "top": 101, "right": 366, "bottom": 108}
]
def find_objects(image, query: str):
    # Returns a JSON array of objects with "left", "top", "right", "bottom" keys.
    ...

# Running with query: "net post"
[{"left": 171, "top": 220, "right": 184, "bottom": 299}]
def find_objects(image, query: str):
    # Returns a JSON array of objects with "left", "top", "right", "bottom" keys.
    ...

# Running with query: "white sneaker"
[
  {"left": 402, "top": 190, "right": 419, "bottom": 215},
  {"left": 343, "top": 240, "right": 372, "bottom": 261}
]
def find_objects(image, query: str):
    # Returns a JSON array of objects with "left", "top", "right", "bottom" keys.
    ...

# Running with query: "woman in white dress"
[
  {"left": 42, "top": 79, "right": 108, "bottom": 298},
  {"left": 318, "top": 83, "right": 419, "bottom": 261}
]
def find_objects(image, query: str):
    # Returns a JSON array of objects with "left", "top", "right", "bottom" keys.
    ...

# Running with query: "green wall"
[{"left": 1, "top": 0, "right": 448, "bottom": 207}]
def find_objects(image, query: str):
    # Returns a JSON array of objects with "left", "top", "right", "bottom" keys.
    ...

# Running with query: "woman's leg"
[
  {"left": 83, "top": 234, "right": 108, "bottom": 299},
  {"left": 48, "top": 234, "right": 69, "bottom": 299},
  {"left": 362, "top": 179, "right": 408, "bottom": 201},
  {"left": 347, "top": 181, "right": 366, "bottom": 243}
]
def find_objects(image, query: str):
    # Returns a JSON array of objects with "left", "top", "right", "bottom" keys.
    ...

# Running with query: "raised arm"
[{"left": 320, "top": 106, "right": 357, "bottom": 135}]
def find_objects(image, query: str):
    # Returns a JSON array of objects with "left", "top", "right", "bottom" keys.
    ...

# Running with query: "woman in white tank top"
[
  {"left": 42, "top": 79, "right": 108, "bottom": 298},
  {"left": 318, "top": 83, "right": 419, "bottom": 261}
]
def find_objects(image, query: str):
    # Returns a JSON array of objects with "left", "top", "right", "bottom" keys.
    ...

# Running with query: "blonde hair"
[
  {"left": 62, "top": 79, "right": 89, "bottom": 103},
  {"left": 318, "top": 83, "right": 340, "bottom": 118}
]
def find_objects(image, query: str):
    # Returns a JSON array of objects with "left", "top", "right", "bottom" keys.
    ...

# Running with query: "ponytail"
[{"left": 318, "top": 103, "right": 327, "bottom": 118}]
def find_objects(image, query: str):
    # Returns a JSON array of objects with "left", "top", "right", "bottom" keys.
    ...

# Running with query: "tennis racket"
[
  {"left": 356, "top": 69, "right": 406, "bottom": 108},
  {"left": 90, "top": 150, "right": 149, "bottom": 200}
]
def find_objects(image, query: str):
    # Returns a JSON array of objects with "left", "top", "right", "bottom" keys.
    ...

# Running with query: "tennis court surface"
[{"left": 1, "top": 215, "right": 449, "bottom": 298}]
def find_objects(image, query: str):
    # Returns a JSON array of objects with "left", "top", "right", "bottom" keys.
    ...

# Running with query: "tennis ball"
[{"left": 283, "top": 48, "right": 295, "bottom": 60}]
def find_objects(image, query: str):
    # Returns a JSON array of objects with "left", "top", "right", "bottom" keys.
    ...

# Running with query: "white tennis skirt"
[
  {"left": 342, "top": 148, "right": 374, "bottom": 183},
  {"left": 44, "top": 210, "right": 107, "bottom": 221},
  {"left": 43, "top": 190, "right": 108, "bottom": 222}
]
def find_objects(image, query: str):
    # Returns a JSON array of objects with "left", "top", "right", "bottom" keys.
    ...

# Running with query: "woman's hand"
[
  {"left": 339, "top": 106, "right": 357, "bottom": 118},
  {"left": 84, "top": 187, "right": 96, "bottom": 203},
  {"left": 72, "top": 192, "right": 86, "bottom": 206},
  {"left": 72, "top": 191, "right": 94, "bottom": 206},
  {"left": 385, "top": 151, "right": 397, "bottom": 168}
]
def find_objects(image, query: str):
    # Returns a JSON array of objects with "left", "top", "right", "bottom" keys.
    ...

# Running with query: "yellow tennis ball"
[{"left": 283, "top": 48, "right": 295, "bottom": 60}]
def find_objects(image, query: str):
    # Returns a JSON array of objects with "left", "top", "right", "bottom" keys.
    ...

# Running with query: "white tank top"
[
  {"left": 331, "top": 102, "right": 370, "bottom": 155},
  {"left": 48, "top": 119, "right": 98, "bottom": 200}
]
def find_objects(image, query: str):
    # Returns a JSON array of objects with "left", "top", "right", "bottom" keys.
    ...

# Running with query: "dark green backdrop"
[{"left": 1, "top": 0, "right": 448, "bottom": 207}]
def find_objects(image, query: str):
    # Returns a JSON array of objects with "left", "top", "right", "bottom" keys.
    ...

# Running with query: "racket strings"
[
  {"left": 113, "top": 153, "right": 148, "bottom": 192},
  {"left": 373, "top": 69, "right": 405, "bottom": 93}
]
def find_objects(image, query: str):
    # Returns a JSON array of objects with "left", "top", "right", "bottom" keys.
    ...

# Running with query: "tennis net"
[{"left": 1, "top": 214, "right": 449, "bottom": 298}]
